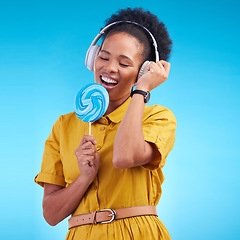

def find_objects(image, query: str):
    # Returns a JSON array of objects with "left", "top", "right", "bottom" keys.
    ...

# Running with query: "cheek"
[
  {"left": 94, "top": 56, "right": 105, "bottom": 73},
  {"left": 124, "top": 70, "right": 139, "bottom": 84}
]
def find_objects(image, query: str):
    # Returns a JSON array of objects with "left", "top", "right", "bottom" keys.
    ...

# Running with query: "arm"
[
  {"left": 113, "top": 60, "right": 170, "bottom": 169},
  {"left": 43, "top": 135, "right": 99, "bottom": 226}
]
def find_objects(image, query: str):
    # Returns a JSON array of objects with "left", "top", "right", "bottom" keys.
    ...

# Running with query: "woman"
[{"left": 35, "top": 7, "right": 176, "bottom": 239}]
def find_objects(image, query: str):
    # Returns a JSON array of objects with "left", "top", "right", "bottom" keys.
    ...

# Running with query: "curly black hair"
[{"left": 102, "top": 8, "right": 172, "bottom": 62}]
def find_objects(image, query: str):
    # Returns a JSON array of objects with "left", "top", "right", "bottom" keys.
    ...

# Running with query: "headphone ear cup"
[
  {"left": 137, "top": 61, "right": 151, "bottom": 79},
  {"left": 85, "top": 45, "right": 101, "bottom": 71}
]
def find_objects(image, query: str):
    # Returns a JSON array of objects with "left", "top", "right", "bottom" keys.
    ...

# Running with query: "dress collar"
[{"left": 106, "top": 98, "right": 131, "bottom": 123}]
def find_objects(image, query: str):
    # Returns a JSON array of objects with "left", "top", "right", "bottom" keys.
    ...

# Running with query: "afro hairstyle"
[{"left": 102, "top": 7, "right": 172, "bottom": 62}]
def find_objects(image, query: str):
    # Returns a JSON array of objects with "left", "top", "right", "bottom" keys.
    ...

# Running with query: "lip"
[{"left": 100, "top": 74, "right": 119, "bottom": 90}]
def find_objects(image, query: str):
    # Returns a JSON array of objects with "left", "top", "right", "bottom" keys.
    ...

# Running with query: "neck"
[{"left": 104, "top": 96, "right": 129, "bottom": 116}]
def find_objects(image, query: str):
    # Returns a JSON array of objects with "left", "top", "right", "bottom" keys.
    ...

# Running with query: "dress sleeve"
[
  {"left": 141, "top": 106, "right": 177, "bottom": 170},
  {"left": 34, "top": 116, "right": 66, "bottom": 187}
]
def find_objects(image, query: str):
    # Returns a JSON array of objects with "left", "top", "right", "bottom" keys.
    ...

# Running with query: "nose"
[{"left": 104, "top": 59, "right": 118, "bottom": 73}]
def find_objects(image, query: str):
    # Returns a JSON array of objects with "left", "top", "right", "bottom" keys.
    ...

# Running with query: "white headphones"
[{"left": 85, "top": 21, "right": 160, "bottom": 79}]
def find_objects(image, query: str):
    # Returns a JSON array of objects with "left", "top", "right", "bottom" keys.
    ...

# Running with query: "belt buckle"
[{"left": 100, "top": 209, "right": 116, "bottom": 224}]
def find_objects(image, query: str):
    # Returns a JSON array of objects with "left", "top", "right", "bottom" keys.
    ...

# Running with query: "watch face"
[{"left": 145, "top": 92, "right": 150, "bottom": 103}]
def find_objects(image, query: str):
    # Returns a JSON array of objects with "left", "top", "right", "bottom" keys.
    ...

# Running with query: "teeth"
[{"left": 101, "top": 76, "right": 117, "bottom": 84}]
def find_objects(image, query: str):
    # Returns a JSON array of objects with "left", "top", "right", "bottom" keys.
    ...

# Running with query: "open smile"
[{"left": 100, "top": 75, "right": 118, "bottom": 89}]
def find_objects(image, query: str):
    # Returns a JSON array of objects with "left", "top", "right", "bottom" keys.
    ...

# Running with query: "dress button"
[
  {"left": 94, "top": 186, "right": 98, "bottom": 190},
  {"left": 100, "top": 126, "right": 105, "bottom": 131},
  {"left": 101, "top": 119, "right": 106, "bottom": 124}
]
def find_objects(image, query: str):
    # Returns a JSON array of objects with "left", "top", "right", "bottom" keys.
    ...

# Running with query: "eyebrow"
[
  {"left": 100, "top": 50, "right": 133, "bottom": 63},
  {"left": 101, "top": 50, "right": 110, "bottom": 55}
]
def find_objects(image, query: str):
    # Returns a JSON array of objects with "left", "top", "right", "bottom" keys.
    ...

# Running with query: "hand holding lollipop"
[{"left": 74, "top": 83, "right": 109, "bottom": 135}]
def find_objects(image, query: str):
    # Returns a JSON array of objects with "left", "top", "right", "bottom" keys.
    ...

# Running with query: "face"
[{"left": 94, "top": 32, "right": 144, "bottom": 106}]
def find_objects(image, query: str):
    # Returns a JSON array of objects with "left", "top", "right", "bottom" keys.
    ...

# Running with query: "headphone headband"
[{"left": 85, "top": 21, "right": 159, "bottom": 69}]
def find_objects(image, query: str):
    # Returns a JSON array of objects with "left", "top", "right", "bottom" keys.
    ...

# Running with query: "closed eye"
[
  {"left": 99, "top": 56, "right": 109, "bottom": 61},
  {"left": 119, "top": 63, "right": 129, "bottom": 67}
]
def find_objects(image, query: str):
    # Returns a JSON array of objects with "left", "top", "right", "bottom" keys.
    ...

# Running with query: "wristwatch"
[{"left": 130, "top": 88, "right": 150, "bottom": 103}]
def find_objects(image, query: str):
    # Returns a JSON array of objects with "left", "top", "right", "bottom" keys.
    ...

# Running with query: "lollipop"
[{"left": 74, "top": 83, "right": 109, "bottom": 135}]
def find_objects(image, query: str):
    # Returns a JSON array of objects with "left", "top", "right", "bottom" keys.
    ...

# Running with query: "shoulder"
[
  {"left": 53, "top": 112, "right": 84, "bottom": 131},
  {"left": 59, "top": 112, "right": 77, "bottom": 121},
  {"left": 57, "top": 112, "right": 81, "bottom": 124},
  {"left": 143, "top": 104, "right": 176, "bottom": 124}
]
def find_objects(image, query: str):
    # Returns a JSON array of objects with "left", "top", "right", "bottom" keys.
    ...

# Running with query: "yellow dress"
[{"left": 35, "top": 98, "right": 177, "bottom": 239}]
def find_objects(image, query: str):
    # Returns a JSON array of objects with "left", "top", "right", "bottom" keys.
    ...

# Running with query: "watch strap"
[{"left": 130, "top": 88, "right": 150, "bottom": 103}]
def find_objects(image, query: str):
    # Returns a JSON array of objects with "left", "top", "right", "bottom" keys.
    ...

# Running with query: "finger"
[
  {"left": 145, "top": 62, "right": 155, "bottom": 72},
  {"left": 81, "top": 141, "right": 96, "bottom": 150},
  {"left": 94, "top": 152, "right": 100, "bottom": 168},
  {"left": 80, "top": 135, "right": 97, "bottom": 146},
  {"left": 80, "top": 155, "right": 95, "bottom": 163},
  {"left": 85, "top": 160, "right": 94, "bottom": 167},
  {"left": 88, "top": 161, "right": 94, "bottom": 166},
  {"left": 82, "top": 148, "right": 96, "bottom": 156},
  {"left": 75, "top": 144, "right": 97, "bottom": 161},
  {"left": 159, "top": 60, "right": 171, "bottom": 74},
  {"left": 82, "top": 160, "right": 93, "bottom": 166},
  {"left": 146, "top": 62, "right": 163, "bottom": 74},
  {"left": 82, "top": 161, "right": 90, "bottom": 166},
  {"left": 76, "top": 146, "right": 95, "bottom": 157},
  {"left": 84, "top": 155, "right": 95, "bottom": 161}
]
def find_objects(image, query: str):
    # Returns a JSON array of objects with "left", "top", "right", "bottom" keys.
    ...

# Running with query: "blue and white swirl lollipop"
[{"left": 74, "top": 83, "right": 109, "bottom": 134}]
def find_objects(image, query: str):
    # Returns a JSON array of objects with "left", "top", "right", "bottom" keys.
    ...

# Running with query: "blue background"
[{"left": 1, "top": 0, "right": 239, "bottom": 239}]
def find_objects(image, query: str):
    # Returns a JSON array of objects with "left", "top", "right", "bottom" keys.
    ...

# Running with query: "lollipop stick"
[{"left": 89, "top": 121, "right": 91, "bottom": 135}]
